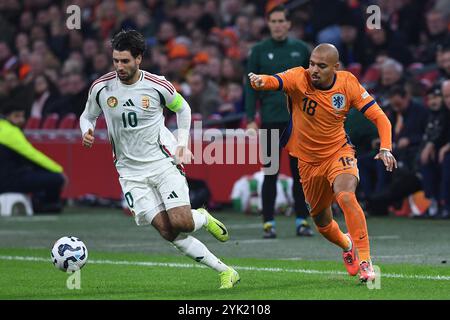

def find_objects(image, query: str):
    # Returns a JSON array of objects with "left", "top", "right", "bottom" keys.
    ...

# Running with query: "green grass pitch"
[{"left": 0, "top": 207, "right": 449, "bottom": 300}]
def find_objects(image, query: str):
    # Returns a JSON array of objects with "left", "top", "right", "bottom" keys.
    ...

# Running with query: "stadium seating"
[
  {"left": 41, "top": 113, "right": 59, "bottom": 129},
  {"left": 346, "top": 63, "right": 362, "bottom": 80},
  {"left": 191, "top": 113, "right": 203, "bottom": 124},
  {"left": 206, "top": 114, "right": 223, "bottom": 128},
  {"left": 25, "top": 116, "right": 41, "bottom": 129},
  {"left": 239, "top": 117, "right": 247, "bottom": 129},
  {"left": 361, "top": 66, "right": 381, "bottom": 85},
  {"left": 0, "top": 193, "right": 34, "bottom": 217},
  {"left": 73, "top": 118, "right": 80, "bottom": 130},
  {"left": 59, "top": 113, "right": 77, "bottom": 129},
  {"left": 408, "top": 62, "right": 424, "bottom": 72}
]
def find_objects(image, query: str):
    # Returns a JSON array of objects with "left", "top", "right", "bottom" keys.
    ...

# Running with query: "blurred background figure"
[
  {"left": 418, "top": 84, "right": 449, "bottom": 218},
  {"left": 437, "top": 80, "right": 450, "bottom": 218},
  {"left": 186, "top": 71, "right": 222, "bottom": 120},
  {"left": 244, "top": 5, "right": 312, "bottom": 238},
  {"left": 29, "top": 74, "right": 60, "bottom": 118},
  {"left": 366, "top": 84, "right": 428, "bottom": 216},
  {"left": 0, "top": 102, "right": 66, "bottom": 213}
]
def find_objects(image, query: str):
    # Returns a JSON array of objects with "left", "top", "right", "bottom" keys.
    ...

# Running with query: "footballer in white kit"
[
  {"left": 81, "top": 69, "right": 191, "bottom": 226},
  {"left": 80, "top": 30, "right": 239, "bottom": 289}
]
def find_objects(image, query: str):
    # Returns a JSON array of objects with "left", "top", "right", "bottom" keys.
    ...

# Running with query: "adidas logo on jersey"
[
  {"left": 167, "top": 191, "right": 178, "bottom": 199},
  {"left": 123, "top": 99, "right": 135, "bottom": 106}
]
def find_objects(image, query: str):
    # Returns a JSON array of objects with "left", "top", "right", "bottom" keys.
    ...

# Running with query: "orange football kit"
[{"left": 251, "top": 67, "right": 392, "bottom": 264}]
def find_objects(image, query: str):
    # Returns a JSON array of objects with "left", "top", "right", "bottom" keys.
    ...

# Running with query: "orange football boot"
[
  {"left": 359, "top": 260, "right": 376, "bottom": 282},
  {"left": 342, "top": 233, "right": 359, "bottom": 276}
]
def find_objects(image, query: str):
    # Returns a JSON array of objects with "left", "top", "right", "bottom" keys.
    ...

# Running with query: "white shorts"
[{"left": 119, "top": 158, "right": 190, "bottom": 226}]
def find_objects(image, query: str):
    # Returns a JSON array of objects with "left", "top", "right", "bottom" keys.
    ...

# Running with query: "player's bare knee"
[
  {"left": 151, "top": 211, "right": 177, "bottom": 240},
  {"left": 167, "top": 205, "right": 194, "bottom": 232},
  {"left": 171, "top": 216, "right": 194, "bottom": 232},
  {"left": 333, "top": 174, "right": 358, "bottom": 193}
]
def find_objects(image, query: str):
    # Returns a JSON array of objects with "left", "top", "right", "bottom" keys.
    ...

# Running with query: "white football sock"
[
  {"left": 344, "top": 234, "right": 352, "bottom": 252},
  {"left": 191, "top": 209, "right": 207, "bottom": 232},
  {"left": 172, "top": 235, "right": 228, "bottom": 272}
]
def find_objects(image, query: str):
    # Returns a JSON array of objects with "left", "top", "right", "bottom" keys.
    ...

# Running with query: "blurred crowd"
[{"left": 0, "top": 0, "right": 449, "bottom": 217}]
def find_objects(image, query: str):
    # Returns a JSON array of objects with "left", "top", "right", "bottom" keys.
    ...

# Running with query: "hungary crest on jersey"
[
  {"left": 107, "top": 96, "right": 118, "bottom": 108},
  {"left": 141, "top": 95, "right": 151, "bottom": 109}
]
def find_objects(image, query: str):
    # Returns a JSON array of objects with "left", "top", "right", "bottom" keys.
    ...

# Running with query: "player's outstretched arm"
[
  {"left": 248, "top": 72, "right": 265, "bottom": 88},
  {"left": 248, "top": 72, "right": 281, "bottom": 91}
]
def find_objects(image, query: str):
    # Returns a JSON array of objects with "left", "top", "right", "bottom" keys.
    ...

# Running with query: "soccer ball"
[{"left": 51, "top": 236, "right": 88, "bottom": 272}]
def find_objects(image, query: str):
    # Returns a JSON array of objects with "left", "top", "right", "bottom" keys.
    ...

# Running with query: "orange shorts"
[{"left": 298, "top": 144, "right": 359, "bottom": 217}]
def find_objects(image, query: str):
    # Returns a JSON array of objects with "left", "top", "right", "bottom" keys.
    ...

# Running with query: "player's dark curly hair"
[{"left": 111, "top": 29, "right": 146, "bottom": 58}]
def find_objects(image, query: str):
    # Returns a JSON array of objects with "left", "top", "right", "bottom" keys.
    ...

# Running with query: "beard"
[{"left": 118, "top": 67, "right": 138, "bottom": 82}]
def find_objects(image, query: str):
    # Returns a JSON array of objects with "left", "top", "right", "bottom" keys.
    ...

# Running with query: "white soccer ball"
[{"left": 51, "top": 236, "right": 88, "bottom": 272}]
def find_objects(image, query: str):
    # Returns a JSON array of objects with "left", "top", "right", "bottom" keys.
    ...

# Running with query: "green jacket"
[
  {"left": 344, "top": 108, "right": 379, "bottom": 156},
  {"left": 245, "top": 37, "right": 310, "bottom": 123},
  {"left": 0, "top": 119, "right": 63, "bottom": 175}
]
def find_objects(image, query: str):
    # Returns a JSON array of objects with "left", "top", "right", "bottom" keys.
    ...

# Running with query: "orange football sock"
[
  {"left": 316, "top": 220, "right": 350, "bottom": 250},
  {"left": 335, "top": 191, "right": 370, "bottom": 262}
]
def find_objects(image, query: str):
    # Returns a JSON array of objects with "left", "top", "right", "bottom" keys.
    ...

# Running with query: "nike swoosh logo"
[{"left": 217, "top": 223, "right": 227, "bottom": 235}]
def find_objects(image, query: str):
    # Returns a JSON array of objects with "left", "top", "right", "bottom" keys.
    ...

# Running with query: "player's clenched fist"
[
  {"left": 248, "top": 72, "right": 264, "bottom": 88},
  {"left": 82, "top": 128, "right": 95, "bottom": 148}
]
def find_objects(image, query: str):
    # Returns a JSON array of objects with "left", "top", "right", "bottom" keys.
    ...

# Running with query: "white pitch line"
[
  {"left": 226, "top": 223, "right": 262, "bottom": 229},
  {"left": 0, "top": 216, "right": 59, "bottom": 222},
  {"left": 374, "top": 255, "right": 424, "bottom": 259},
  {"left": 235, "top": 239, "right": 280, "bottom": 244},
  {"left": 1, "top": 255, "right": 449, "bottom": 281},
  {"left": 371, "top": 235, "right": 401, "bottom": 240},
  {"left": 100, "top": 243, "right": 151, "bottom": 248},
  {"left": 0, "top": 230, "right": 34, "bottom": 235}
]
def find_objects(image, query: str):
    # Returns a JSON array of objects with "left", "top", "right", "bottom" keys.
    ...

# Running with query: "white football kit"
[{"left": 80, "top": 70, "right": 191, "bottom": 225}]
